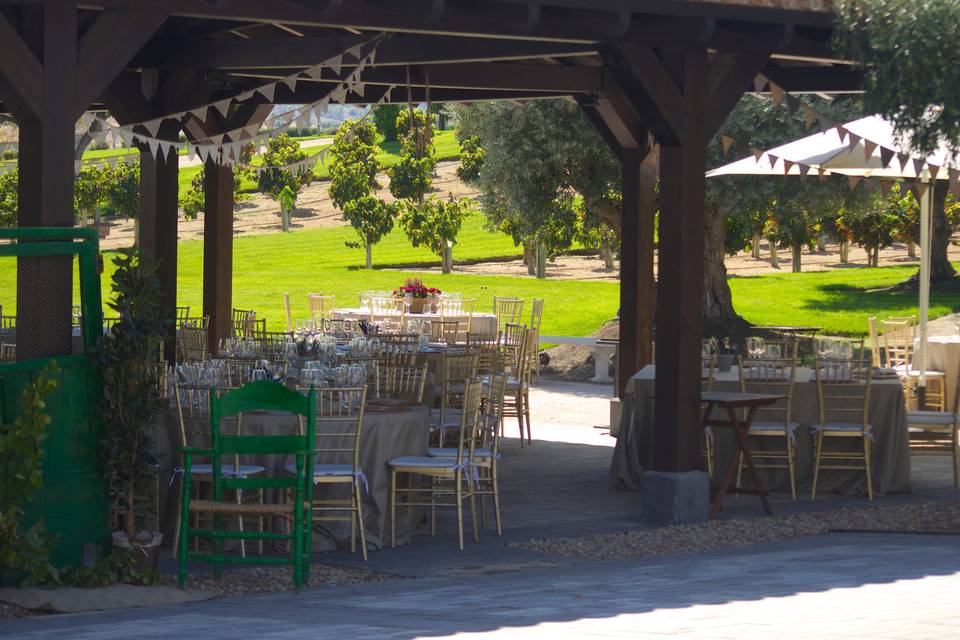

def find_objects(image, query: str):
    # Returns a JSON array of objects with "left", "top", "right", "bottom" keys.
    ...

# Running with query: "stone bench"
[{"left": 539, "top": 335, "right": 618, "bottom": 383}]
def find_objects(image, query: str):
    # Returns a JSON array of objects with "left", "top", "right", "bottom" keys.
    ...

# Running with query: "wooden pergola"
[{"left": 0, "top": 0, "right": 859, "bottom": 485}]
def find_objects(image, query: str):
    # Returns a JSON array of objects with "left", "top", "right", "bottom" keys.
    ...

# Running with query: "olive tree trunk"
[
  {"left": 365, "top": 241, "right": 373, "bottom": 269},
  {"left": 535, "top": 242, "right": 546, "bottom": 279},
  {"left": 442, "top": 243, "right": 453, "bottom": 274},
  {"left": 840, "top": 240, "right": 849, "bottom": 263},
  {"left": 751, "top": 233, "right": 761, "bottom": 259},
  {"left": 931, "top": 183, "right": 957, "bottom": 280},
  {"left": 769, "top": 240, "right": 779, "bottom": 268},
  {"left": 792, "top": 244, "right": 802, "bottom": 273},
  {"left": 703, "top": 204, "right": 740, "bottom": 323}
]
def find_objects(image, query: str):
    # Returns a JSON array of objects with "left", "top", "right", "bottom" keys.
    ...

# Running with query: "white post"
[{"left": 918, "top": 172, "right": 933, "bottom": 400}]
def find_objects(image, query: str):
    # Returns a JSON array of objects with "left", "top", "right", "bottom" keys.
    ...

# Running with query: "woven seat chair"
[
  {"left": 289, "top": 385, "right": 369, "bottom": 560},
  {"left": 232, "top": 308, "right": 256, "bottom": 339},
  {"left": 369, "top": 296, "right": 404, "bottom": 323},
  {"left": 700, "top": 352, "right": 718, "bottom": 478},
  {"left": 468, "top": 335, "right": 502, "bottom": 376},
  {"left": 811, "top": 356, "right": 874, "bottom": 501},
  {"left": 528, "top": 299, "right": 544, "bottom": 381},
  {"left": 177, "top": 381, "right": 316, "bottom": 589},
  {"left": 176, "top": 306, "right": 191, "bottom": 328},
  {"left": 172, "top": 382, "right": 268, "bottom": 559},
  {"left": 389, "top": 379, "right": 482, "bottom": 550}
]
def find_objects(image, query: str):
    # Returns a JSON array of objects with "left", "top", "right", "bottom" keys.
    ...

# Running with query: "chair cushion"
[
  {"left": 907, "top": 411, "right": 957, "bottom": 426},
  {"left": 388, "top": 456, "right": 461, "bottom": 469},
  {"left": 284, "top": 462, "right": 356, "bottom": 478},
  {"left": 428, "top": 447, "right": 493, "bottom": 458},
  {"left": 190, "top": 464, "right": 266, "bottom": 477},
  {"left": 811, "top": 422, "right": 872, "bottom": 434},
  {"left": 749, "top": 421, "right": 800, "bottom": 433}
]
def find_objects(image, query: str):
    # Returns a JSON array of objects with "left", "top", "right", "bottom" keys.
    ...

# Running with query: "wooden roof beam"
[{"left": 135, "top": 33, "right": 598, "bottom": 69}]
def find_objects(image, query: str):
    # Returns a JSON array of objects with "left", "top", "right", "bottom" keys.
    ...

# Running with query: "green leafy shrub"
[{"left": 0, "top": 365, "right": 60, "bottom": 586}]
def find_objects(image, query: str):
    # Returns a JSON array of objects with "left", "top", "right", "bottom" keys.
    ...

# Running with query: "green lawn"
[
  {"left": 729, "top": 264, "right": 960, "bottom": 335},
  {"left": 5, "top": 219, "right": 956, "bottom": 339}
]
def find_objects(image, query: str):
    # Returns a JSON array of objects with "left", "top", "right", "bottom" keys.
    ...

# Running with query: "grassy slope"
[{"left": 0, "top": 212, "right": 618, "bottom": 339}]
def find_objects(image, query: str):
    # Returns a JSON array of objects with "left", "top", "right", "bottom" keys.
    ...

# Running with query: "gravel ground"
[
  {"left": 160, "top": 563, "right": 400, "bottom": 597},
  {"left": 0, "top": 602, "right": 32, "bottom": 619},
  {"left": 512, "top": 501, "right": 960, "bottom": 560}
]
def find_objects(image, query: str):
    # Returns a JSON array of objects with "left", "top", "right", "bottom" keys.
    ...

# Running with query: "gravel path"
[
  {"left": 512, "top": 500, "right": 960, "bottom": 560},
  {"left": 161, "top": 564, "right": 399, "bottom": 597}
]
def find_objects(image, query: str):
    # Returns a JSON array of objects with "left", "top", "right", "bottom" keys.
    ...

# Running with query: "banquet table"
[
  {"left": 922, "top": 335, "right": 960, "bottom": 411},
  {"left": 330, "top": 307, "right": 499, "bottom": 338},
  {"left": 157, "top": 403, "right": 431, "bottom": 551},
  {"left": 612, "top": 364, "right": 911, "bottom": 496}
]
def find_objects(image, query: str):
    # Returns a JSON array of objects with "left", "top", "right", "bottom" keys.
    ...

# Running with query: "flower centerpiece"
[{"left": 393, "top": 278, "right": 441, "bottom": 314}]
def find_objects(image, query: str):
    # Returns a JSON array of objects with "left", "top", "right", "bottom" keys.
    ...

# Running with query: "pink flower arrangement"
[{"left": 393, "top": 277, "right": 441, "bottom": 299}]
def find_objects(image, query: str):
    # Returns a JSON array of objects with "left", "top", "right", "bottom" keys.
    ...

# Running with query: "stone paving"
[
  {"left": 4, "top": 533, "right": 958, "bottom": 639},
  {"left": 2, "top": 381, "right": 959, "bottom": 638}
]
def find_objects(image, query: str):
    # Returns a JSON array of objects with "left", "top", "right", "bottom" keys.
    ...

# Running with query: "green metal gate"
[{"left": 0, "top": 227, "right": 108, "bottom": 569}]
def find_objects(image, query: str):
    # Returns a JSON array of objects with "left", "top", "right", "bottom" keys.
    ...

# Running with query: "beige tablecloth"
[
  {"left": 158, "top": 405, "right": 431, "bottom": 551},
  {"left": 612, "top": 365, "right": 911, "bottom": 496},
  {"left": 331, "top": 307, "right": 498, "bottom": 337},
  {"left": 924, "top": 336, "right": 960, "bottom": 411}
]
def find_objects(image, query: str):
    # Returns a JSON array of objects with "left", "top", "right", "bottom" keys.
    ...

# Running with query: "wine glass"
[
  {"left": 745, "top": 336, "right": 765, "bottom": 358},
  {"left": 815, "top": 338, "right": 835, "bottom": 361},
  {"left": 403, "top": 293, "right": 413, "bottom": 316}
]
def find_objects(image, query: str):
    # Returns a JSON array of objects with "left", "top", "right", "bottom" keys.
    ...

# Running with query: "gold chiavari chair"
[
  {"left": 290, "top": 385, "right": 369, "bottom": 560},
  {"left": 440, "top": 297, "right": 475, "bottom": 341},
  {"left": 429, "top": 319, "right": 461, "bottom": 345},
  {"left": 307, "top": 293, "right": 335, "bottom": 325},
  {"left": 429, "top": 370, "right": 507, "bottom": 535},
  {"left": 907, "top": 371, "right": 960, "bottom": 490},
  {"left": 867, "top": 316, "right": 881, "bottom": 368},
  {"left": 432, "top": 352, "right": 479, "bottom": 446},
  {"left": 283, "top": 293, "right": 294, "bottom": 333},
  {"left": 359, "top": 291, "right": 392, "bottom": 307},
  {"left": 178, "top": 325, "right": 209, "bottom": 363},
  {"left": 468, "top": 335, "right": 502, "bottom": 376},
  {"left": 0, "top": 343, "right": 14, "bottom": 362},
  {"left": 493, "top": 297, "right": 524, "bottom": 333},
  {"left": 500, "top": 324, "right": 533, "bottom": 446},
  {"left": 701, "top": 352, "right": 717, "bottom": 478},
  {"left": 377, "top": 362, "right": 428, "bottom": 402},
  {"left": 171, "top": 382, "right": 267, "bottom": 557},
  {"left": 232, "top": 308, "right": 255, "bottom": 339},
  {"left": 528, "top": 298, "right": 544, "bottom": 382},
  {"left": 737, "top": 350, "right": 800, "bottom": 499},
  {"left": 811, "top": 356, "right": 874, "bottom": 501},
  {"left": 378, "top": 333, "right": 421, "bottom": 365},
  {"left": 176, "top": 306, "right": 191, "bottom": 328},
  {"left": 389, "top": 379, "right": 482, "bottom": 550},
  {"left": 369, "top": 296, "right": 404, "bottom": 324},
  {"left": 882, "top": 320, "right": 946, "bottom": 412}
]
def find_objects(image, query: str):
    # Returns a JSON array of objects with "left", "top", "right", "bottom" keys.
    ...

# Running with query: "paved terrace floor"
[{"left": 3, "top": 381, "right": 958, "bottom": 638}]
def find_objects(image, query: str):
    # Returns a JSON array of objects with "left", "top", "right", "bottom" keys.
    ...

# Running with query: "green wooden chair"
[{"left": 177, "top": 381, "right": 316, "bottom": 589}]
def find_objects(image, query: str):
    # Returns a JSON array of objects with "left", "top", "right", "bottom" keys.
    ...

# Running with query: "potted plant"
[
  {"left": 393, "top": 278, "right": 441, "bottom": 314},
  {"left": 98, "top": 250, "right": 170, "bottom": 571},
  {"left": 716, "top": 337, "right": 736, "bottom": 372}
]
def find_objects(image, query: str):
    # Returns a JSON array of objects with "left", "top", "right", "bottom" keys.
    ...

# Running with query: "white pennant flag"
[
  {"left": 368, "top": 48, "right": 377, "bottom": 66},
  {"left": 354, "top": 82, "right": 365, "bottom": 97},
  {"left": 237, "top": 90, "right": 255, "bottom": 102},
  {"left": 330, "top": 54, "right": 343, "bottom": 75},
  {"left": 191, "top": 106, "right": 209, "bottom": 120},
  {"left": 257, "top": 83, "right": 276, "bottom": 102},
  {"left": 304, "top": 65, "right": 323, "bottom": 80},
  {"left": 214, "top": 99, "right": 232, "bottom": 117},
  {"left": 283, "top": 76, "right": 299, "bottom": 92},
  {"left": 147, "top": 138, "right": 160, "bottom": 158},
  {"left": 346, "top": 43, "right": 364, "bottom": 60}
]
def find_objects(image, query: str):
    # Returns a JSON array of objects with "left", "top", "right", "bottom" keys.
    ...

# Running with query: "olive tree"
[
  {"left": 329, "top": 119, "right": 393, "bottom": 268},
  {"left": 398, "top": 195, "right": 474, "bottom": 273},
  {"left": 258, "top": 134, "right": 313, "bottom": 232}
]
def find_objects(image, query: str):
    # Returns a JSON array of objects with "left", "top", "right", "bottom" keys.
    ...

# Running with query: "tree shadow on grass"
[{"left": 799, "top": 280, "right": 960, "bottom": 316}]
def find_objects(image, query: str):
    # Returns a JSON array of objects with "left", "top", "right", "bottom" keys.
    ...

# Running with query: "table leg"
[
  {"left": 728, "top": 404, "right": 773, "bottom": 516},
  {"left": 707, "top": 403, "right": 741, "bottom": 519}
]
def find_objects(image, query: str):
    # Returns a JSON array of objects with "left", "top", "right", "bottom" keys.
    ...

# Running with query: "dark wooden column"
[
  {"left": 203, "top": 161, "right": 235, "bottom": 356},
  {"left": 13, "top": 3, "right": 78, "bottom": 359},
  {"left": 612, "top": 45, "right": 769, "bottom": 473},
  {"left": 578, "top": 87, "right": 655, "bottom": 398}
]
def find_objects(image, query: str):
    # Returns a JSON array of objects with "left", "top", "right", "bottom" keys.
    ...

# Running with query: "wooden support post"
[
  {"left": 203, "top": 161, "right": 234, "bottom": 357},
  {"left": 652, "top": 49, "right": 709, "bottom": 474},
  {"left": 15, "top": 3, "right": 78, "bottom": 359},
  {"left": 139, "top": 143, "right": 180, "bottom": 362},
  {"left": 617, "top": 149, "right": 657, "bottom": 397}
]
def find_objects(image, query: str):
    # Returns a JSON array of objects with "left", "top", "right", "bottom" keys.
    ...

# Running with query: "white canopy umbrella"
[{"left": 708, "top": 115, "right": 955, "bottom": 401}]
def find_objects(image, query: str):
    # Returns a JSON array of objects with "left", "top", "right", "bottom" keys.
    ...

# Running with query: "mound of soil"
[{"left": 540, "top": 318, "right": 619, "bottom": 383}]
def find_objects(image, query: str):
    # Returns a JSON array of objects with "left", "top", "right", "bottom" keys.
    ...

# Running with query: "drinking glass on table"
[
  {"left": 815, "top": 338, "right": 836, "bottom": 361},
  {"left": 765, "top": 344, "right": 781, "bottom": 359},
  {"left": 745, "top": 336, "right": 765, "bottom": 358}
]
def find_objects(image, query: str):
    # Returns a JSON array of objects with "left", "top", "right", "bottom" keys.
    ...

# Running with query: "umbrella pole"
[{"left": 917, "top": 173, "right": 932, "bottom": 409}]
